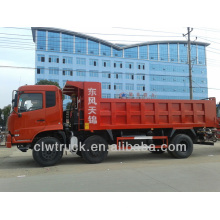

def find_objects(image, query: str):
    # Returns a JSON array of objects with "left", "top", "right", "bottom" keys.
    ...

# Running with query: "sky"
[{"left": 0, "top": 0, "right": 220, "bottom": 110}]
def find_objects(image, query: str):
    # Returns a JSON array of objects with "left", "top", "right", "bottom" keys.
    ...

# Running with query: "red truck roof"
[{"left": 18, "top": 85, "right": 61, "bottom": 92}]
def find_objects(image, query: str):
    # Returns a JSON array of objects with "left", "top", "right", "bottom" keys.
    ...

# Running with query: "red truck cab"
[{"left": 6, "top": 85, "right": 63, "bottom": 148}]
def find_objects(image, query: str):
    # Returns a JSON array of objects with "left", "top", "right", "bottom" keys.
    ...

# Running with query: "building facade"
[{"left": 31, "top": 27, "right": 209, "bottom": 109}]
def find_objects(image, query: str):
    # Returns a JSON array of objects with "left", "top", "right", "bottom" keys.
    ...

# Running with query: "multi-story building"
[{"left": 31, "top": 27, "right": 209, "bottom": 109}]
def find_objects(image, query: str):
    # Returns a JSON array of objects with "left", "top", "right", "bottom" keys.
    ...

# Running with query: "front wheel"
[
  {"left": 32, "top": 137, "right": 63, "bottom": 166},
  {"left": 168, "top": 134, "right": 193, "bottom": 159}
]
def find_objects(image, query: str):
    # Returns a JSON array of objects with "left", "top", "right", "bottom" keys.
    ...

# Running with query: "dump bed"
[{"left": 63, "top": 81, "right": 217, "bottom": 131}]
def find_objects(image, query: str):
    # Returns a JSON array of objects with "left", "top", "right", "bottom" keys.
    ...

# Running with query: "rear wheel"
[
  {"left": 168, "top": 134, "right": 193, "bottom": 158},
  {"left": 32, "top": 137, "right": 63, "bottom": 166},
  {"left": 81, "top": 135, "right": 108, "bottom": 164}
]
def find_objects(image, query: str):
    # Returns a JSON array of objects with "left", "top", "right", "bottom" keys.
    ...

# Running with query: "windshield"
[{"left": 18, "top": 93, "right": 43, "bottom": 113}]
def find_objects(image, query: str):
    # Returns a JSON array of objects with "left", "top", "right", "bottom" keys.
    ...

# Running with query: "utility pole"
[{"left": 183, "top": 27, "right": 193, "bottom": 100}]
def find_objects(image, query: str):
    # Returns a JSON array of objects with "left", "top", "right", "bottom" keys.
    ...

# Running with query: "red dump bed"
[{"left": 63, "top": 81, "right": 217, "bottom": 131}]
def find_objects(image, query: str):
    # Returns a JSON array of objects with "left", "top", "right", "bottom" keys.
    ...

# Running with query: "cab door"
[{"left": 14, "top": 92, "right": 45, "bottom": 141}]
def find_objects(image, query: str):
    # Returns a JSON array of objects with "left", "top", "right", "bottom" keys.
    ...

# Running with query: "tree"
[
  {"left": 0, "top": 104, "right": 11, "bottom": 129},
  {"left": 0, "top": 108, "right": 3, "bottom": 126},
  {"left": 36, "top": 80, "right": 60, "bottom": 87}
]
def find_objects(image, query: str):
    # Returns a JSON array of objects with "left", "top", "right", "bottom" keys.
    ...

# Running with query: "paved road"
[{"left": 0, "top": 143, "right": 220, "bottom": 192}]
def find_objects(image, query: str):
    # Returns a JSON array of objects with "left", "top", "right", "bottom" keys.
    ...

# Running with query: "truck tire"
[
  {"left": 32, "top": 137, "right": 63, "bottom": 166},
  {"left": 168, "top": 134, "right": 193, "bottom": 158},
  {"left": 81, "top": 135, "right": 108, "bottom": 164}
]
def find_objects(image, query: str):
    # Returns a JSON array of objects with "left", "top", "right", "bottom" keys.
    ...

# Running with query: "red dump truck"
[{"left": 6, "top": 81, "right": 218, "bottom": 166}]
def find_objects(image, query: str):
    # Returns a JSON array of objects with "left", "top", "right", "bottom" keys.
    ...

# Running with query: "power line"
[
  {"left": 2, "top": 27, "right": 31, "bottom": 31},
  {"left": 195, "top": 27, "right": 220, "bottom": 33},
  {"left": 112, "top": 27, "right": 183, "bottom": 35},
  {"left": 0, "top": 32, "right": 32, "bottom": 37},
  {"left": 199, "top": 36, "right": 220, "bottom": 45}
]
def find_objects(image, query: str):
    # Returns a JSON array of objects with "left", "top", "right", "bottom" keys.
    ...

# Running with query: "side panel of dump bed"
[
  {"left": 83, "top": 82, "right": 216, "bottom": 131},
  {"left": 97, "top": 98, "right": 217, "bottom": 130}
]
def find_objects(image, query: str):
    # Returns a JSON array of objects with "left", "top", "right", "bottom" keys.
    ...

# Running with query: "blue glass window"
[
  {"left": 114, "top": 61, "right": 122, "bottom": 68},
  {"left": 63, "top": 56, "right": 73, "bottom": 64},
  {"left": 37, "top": 66, "right": 44, "bottom": 74},
  {"left": 124, "top": 47, "right": 138, "bottom": 58},
  {"left": 137, "top": 84, "right": 145, "bottom": 91},
  {"left": 89, "top": 71, "right": 99, "bottom": 77},
  {"left": 75, "top": 37, "right": 87, "bottom": 54},
  {"left": 137, "top": 63, "right": 145, "bottom": 70},
  {"left": 179, "top": 44, "right": 188, "bottom": 63},
  {"left": 48, "top": 32, "right": 60, "bottom": 52},
  {"left": 159, "top": 44, "right": 168, "bottom": 61},
  {"left": 139, "top": 45, "right": 148, "bottom": 59},
  {"left": 126, "top": 84, "right": 134, "bottom": 90},
  {"left": 125, "top": 73, "right": 134, "bottom": 80},
  {"left": 89, "top": 59, "right": 98, "bottom": 66},
  {"left": 198, "top": 45, "right": 206, "bottom": 65},
  {"left": 49, "top": 55, "right": 59, "bottom": 63},
  {"left": 63, "top": 68, "right": 73, "bottom": 76},
  {"left": 136, "top": 74, "right": 145, "bottom": 80},
  {"left": 114, "top": 83, "right": 123, "bottom": 90},
  {"left": 102, "top": 72, "right": 111, "bottom": 78},
  {"left": 149, "top": 44, "right": 158, "bottom": 60},
  {"left": 102, "top": 60, "right": 111, "bottom": 67},
  {"left": 125, "top": 62, "right": 134, "bottom": 69},
  {"left": 76, "top": 70, "right": 86, "bottom": 77},
  {"left": 114, "top": 73, "right": 122, "bottom": 79},
  {"left": 102, "top": 94, "right": 111, "bottom": 98},
  {"left": 62, "top": 34, "right": 73, "bottom": 53},
  {"left": 88, "top": 40, "right": 99, "bottom": 55},
  {"left": 49, "top": 67, "right": 59, "bottom": 75},
  {"left": 76, "top": 57, "right": 86, "bottom": 65},
  {"left": 37, "top": 31, "right": 46, "bottom": 50},
  {"left": 112, "top": 48, "right": 122, "bottom": 57},
  {"left": 101, "top": 44, "right": 111, "bottom": 56},
  {"left": 169, "top": 44, "right": 178, "bottom": 62},
  {"left": 37, "top": 54, "right": 45, "bottom": 62},
  {"left": 102, "top": 82, "right": 111, "bottom": 90}
]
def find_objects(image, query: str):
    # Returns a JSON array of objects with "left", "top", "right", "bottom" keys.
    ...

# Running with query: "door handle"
[{"left": 37, "top": 119, "right": 45, "bottom": 122}]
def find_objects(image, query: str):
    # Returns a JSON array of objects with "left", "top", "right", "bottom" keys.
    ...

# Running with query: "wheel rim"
[{"left": 41, "top": 149, "right": 57, "bottom": 160}]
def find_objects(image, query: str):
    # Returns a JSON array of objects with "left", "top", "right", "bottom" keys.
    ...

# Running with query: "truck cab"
[{"left": 6, "top": 85, "right": 63, "bottom": 149}]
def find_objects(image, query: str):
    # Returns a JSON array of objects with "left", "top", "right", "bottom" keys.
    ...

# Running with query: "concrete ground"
[{"left": 0, "top": 142, "right": 220, "bottom": 192}]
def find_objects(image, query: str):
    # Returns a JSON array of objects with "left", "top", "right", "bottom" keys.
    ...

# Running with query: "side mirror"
[{"left": 12, "top": 93, "right": 18, "bottom": 108}]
